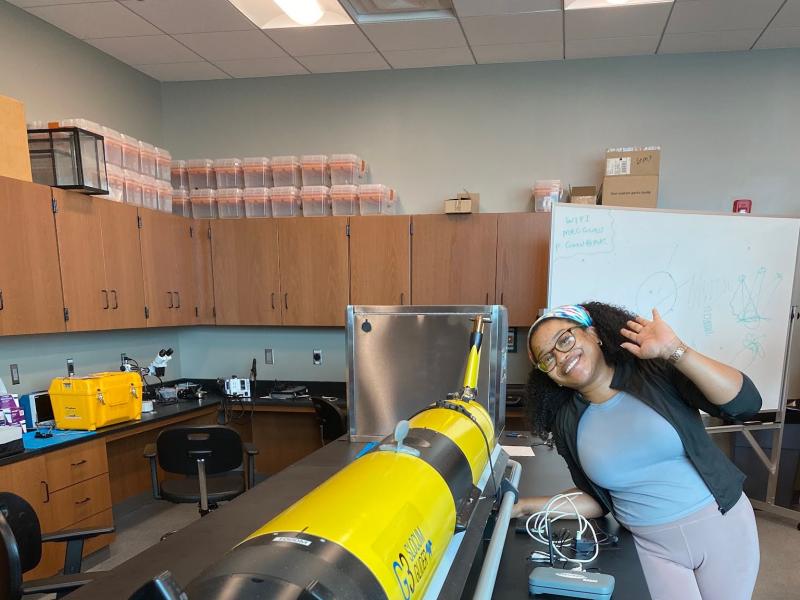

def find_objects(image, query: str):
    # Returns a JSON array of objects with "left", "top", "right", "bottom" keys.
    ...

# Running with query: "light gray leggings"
[{"left": 627, "top": 493, "right": 760, "bottom": 600}]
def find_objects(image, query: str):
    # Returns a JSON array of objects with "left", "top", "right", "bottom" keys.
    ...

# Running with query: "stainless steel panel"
[{"left": 346, "top": 305, "right": 508, "bottom": 442}]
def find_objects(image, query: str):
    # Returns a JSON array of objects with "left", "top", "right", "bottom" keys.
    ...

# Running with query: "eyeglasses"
[{"left": 533, "top": 326, "right": 583, "bottom": 373}]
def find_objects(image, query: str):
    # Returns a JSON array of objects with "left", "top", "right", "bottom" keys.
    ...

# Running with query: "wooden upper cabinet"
[
  {"left": 53, "top": 190, "right": 110, "bottom": 332},
  {"left": 0, "top": 177, "right": 64, "bottom": 335},
  {"left": 277, "top": 217, "right": 350, "bottom": 326},
  {"left": 349, "top": 216, "right": 411, "bottom": 306},
  {"left": 192, "top": 220, "right": 216, "bottom": 325},
  {"left": 139, "top": 210, "right": 183, "bottom": 327},
  {"left": 411, "top": 214, "right": 498, "bottom": 306},
  {"left": 97, "top": 201, "right": 146, "bottom": 329},
  {"left": 212, "top": 219, "right": 281, "bottom": 326},
  {"left": 172, "top": 218, "right": 196, "bottom": 326},
  {"left": 496, "top": 213, "right": 551, "bottom": 327}
]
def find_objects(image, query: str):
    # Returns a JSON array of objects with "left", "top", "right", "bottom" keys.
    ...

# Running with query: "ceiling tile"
[
  {"left": 7, "top": 0, "right": 107, "bottom": 7},
  {"left": 297, "top": 52, "right": 390, "bottom": 73},
  {"left": 566, "top": 4, "right": 672, "bottom": 40},
  {"left": 212, "top": 57, "right": 308, "bottom": 78},
  {"left": 361, "top": 18, "right": 466, "bottom": 52},
  {"left": 174, "top": 30, "right": 287, "bottom": 61},
  {"left": 135, "top": 61, "right": 231, "bottom": 81},
  {"left": 659, "top": 29, "right": 761, "bottom": 54},
  {"left": 383, "top": 46, "right": 475, "bottom": 69},
  {"left": 754, "top": 26, "right": 800, "bottom": 49},
  {"left": 460, "top": 11, "right": 563, "bottom": 46},
  {"left": 772, "top": 0, "right": 800, "bottom": 28},
  {"left": 452, "top": 0, "right": 561, "bottom": 18},
  {"left": 267, "top": 24, "right": 374, "bottom": 56},
  {"left": 28, "top": 2, "right": 161, "bottom": 39},
  {"left": 566, "top": 35, "right": 659, "bottom": 59},
  {"left": 86, "top": 35, "right": 200, "bottom": 65},
  {"left": 120, "top": 0, "right": 256, "bottom": 34},
  {"left": 473, "top": 41, "right": 563, "bottom": 63},
  {"left": 667, "top": 0, "right": 784, "bottom": 34}
]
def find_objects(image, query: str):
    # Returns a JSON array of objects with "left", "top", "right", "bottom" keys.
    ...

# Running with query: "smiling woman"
[{"left": 516, "top": 301, "right": 763, "bottom": 600}]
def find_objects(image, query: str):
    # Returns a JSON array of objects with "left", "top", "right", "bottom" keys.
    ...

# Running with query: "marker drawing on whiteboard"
[
  {"left": 553, "top": 211, "right": 615, "bottom": 261},
  {"left": 635, "top": 271, "right": 678, "bottom": 316},
  {"left": 730, "top": 268, "right": 769, "bottom": 328},
  {"left": 733, "top": 333, "right": 766, "bottom": 370}
]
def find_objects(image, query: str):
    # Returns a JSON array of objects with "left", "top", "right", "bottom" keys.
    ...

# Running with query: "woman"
[{"left": 514, "top": 301, "right": 761, "bottom": 600}]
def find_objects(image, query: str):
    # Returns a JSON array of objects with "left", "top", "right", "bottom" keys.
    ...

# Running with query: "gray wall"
[
  {"left": 161, "top": 49, "right": 800, "bottom": 216},
  {"left": 0, "top": 0, "right": 162, "bottom": 143}
]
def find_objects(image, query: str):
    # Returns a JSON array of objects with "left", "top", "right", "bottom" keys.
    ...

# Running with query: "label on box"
[{"left": 606, "top": 157, "right": 631, "bottom": 176}]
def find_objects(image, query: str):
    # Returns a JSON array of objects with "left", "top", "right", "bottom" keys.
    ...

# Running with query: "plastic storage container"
[
  {"left": 191, "top": 188, "right": 218, "bottom": 219},
  {"left": 330, "top": 154, "right": 366, "bottom": 185},
  {"left": 157, "top": 180, "right": 173, "bottom": 213},
  {"left": 103, "top": 127, "right": 123, "bottom": 168},
  {"left": 171, "top": 159, "right": 189, "bottom": 190},
  {"left": 155, "top": 147, "right": 172, "bottom": 182},
  {"left": 123, "top": 170, "right": 143, "bottom": 206},
  {"left": 173, "top": 189, "right": 191, "bottom": 217},
  {"left": 49, "top": 372, "right": 142, "bottom": 431},
  {"left": 120, "top": 133, "right": 140, "bottom": 172},
  {"left": 106, "top": 164, "right": 125, "bottom": 202},
  {"left": 243, "top": 157, "right": 272, "bottom": 188},
  {"left": 244, "top": 188, "right": 271, "bottom": 218},
  {"left": 141, "top": 176, "right": 159, "bottom": 210},
  {"left": 532, "top": 180, "right": 563, "bottom": 213},
  {"left": 301, "top": 155, "right": 329, "bottom": 186},
  {"left": 330, "top": 184, "right": 359, "bottom": 216},
  {"left": 217, "top": 188, "right": 245, "bottom": 219},
  {"left": 139, "top": 141, "right": 157, "bottom": 178},
  {"left": 358, "top": 184, "right": 395, "bottom": 215},
  {"left": 301, "top": 186, "right": 331, "bottom": 217},
  {"left": 271, "top": 186, "right": 301, "bottom": 218},
  {"left": 272, "top": 156, "right": 301, "bottom": 188},
  {"left": 187, "top": 159, "right": 216, "bottom": 189},
  {"left": 214, "top": 158, "right": 244, "bottom": 189}
]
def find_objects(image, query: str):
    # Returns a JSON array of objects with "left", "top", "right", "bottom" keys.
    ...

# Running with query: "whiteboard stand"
[{"left": 705, "top": 305, "right": 800, "bottom": 528}]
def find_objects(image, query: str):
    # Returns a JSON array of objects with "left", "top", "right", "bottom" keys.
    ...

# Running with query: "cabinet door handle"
[
  {"left": 284, "top": 293, "right": 288, "bottom": 310},
  {"left": 485, "top": 292, "right": 489, "bottom": 305},
  {"left": 111, "top": 290, "right": 119, "bottom": 309},
  {"left": 167, "top": 292, "right": 174, "bottom": 308},
  {"left": 102, "top": 289, "right": 109, "bottom": 309},
  {"left": 70, "top": 459, "right": 87, "bottom": 467},
  {"left": 400, "top": 292, "right": 404, "bottom": 305},
  {"left": 0, "top": 289, "right": 4, "bottom": 311},
  {"left": 271, "top": 292, "right": 275, "bottom": 310},
  {"left": 500, "top": 292, "right": 504, "bottom": 305},
  {"left": 75, "top": 497, "right": 91, "bottom": 505},
  {"left": 174, "top": 291, "right": 181, "bottom": 309},
  {"left": 41, "top": 481, "right": 50, "bottom": 504}
]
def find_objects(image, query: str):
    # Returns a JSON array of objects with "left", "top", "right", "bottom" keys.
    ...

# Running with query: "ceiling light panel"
[
  {"left": 229, "top": 0, "right": 353, "bottom": 29},
  {"left": 565, "top": 0, "right": 673, "bottom": 9}
]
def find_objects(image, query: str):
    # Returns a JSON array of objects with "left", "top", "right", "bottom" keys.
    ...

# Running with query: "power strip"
[{"left": 529, "top": 566, "right": 615, "bottom": 599}]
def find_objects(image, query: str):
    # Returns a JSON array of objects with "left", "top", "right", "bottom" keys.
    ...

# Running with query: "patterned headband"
[{"left": 526, "top": 305, "right": 593, "bottom": 362}]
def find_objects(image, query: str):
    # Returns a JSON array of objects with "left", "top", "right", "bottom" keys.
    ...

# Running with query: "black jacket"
[{"left": 552, "top": 358, "right": 762, "bottom": 517}]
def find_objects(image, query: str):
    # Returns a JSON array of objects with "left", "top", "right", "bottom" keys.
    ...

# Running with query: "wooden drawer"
[
  {"left": 47, "top": 473, "right": 112, "bottom": 531},
  {"left": 45, "top": 439, "right": 108, "bottom": 492}
]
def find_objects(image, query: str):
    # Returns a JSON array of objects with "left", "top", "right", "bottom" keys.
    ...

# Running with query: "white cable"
[{"left": 524, "top": 492, "right": 599, "bottom": 567}]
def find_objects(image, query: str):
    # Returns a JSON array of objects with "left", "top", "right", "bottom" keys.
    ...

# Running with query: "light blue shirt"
[{"left": 577, "top": 391, "right": 714, "bottom": 527}]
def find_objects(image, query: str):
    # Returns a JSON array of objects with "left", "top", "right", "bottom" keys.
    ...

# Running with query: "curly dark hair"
[{"left": 524, "top": 301, "right": 639, "bottom": 443}]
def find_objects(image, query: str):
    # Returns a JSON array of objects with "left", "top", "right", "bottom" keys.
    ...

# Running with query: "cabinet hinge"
[
  {"left": 212, "top": 306, "right": 216, "bottom": 318},
  {"left": 409, "top": 221, "right": 414, "bottom": 235},
  {"left": 189, "top": 225, "right": 194, "bottom": 238},
  {"left": 51, "top": 197, "right": 58, "bottom": 214},
  {"left": 137, "top": 215, "right": 143, "bottom": 229},
  {"left": 63, "top": 307, "right": 69, "bottom": 322},
  {"left": 144, "top": 306, "right": 150, "bottom": 319},
  {"left": 207, "top": 226, "right": 212, "bottom": 240},
  {"left": 346, "top": 223, "right": 350, "bottom": 237},
  {"left": 195, "top": 306, "right": 199, "bottom": 318}
]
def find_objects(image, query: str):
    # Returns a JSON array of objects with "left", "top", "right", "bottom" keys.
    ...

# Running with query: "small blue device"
[
  {"left": 529, "top": 566, "right": 615, "bottom": 599},
  {"left": 19, "top": 391, "right": 54, "bottom": 429}
]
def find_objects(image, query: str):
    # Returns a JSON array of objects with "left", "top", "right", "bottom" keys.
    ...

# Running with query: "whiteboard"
[{"left": 549, "top": 204, "right": 800, "bottom": 411}]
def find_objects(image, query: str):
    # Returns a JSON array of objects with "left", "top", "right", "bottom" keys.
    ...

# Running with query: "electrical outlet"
[
  {"left": 312, "top": 349, "right": 322, "bottom": 365},
  {"left": 66, "top": 358, "right": 74, "bottom": 377},
  {"left": 9, "top": 364, "right": 19, "bottom": 385},
  {"left": 265, "top": 349, "right": 274, "bottom": 365}
]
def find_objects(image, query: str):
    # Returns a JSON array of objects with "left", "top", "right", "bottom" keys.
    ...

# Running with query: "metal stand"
[{"left": 706, "top": 305, "right": 800, "bottom": 528}]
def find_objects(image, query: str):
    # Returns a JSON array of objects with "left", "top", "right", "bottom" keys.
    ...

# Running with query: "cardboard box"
[
  {"left": 0, "top": 95, "right": 32, "bottom": 182},
  {"left": 600, "top": 175, "right": 659, "bottom": 208},
  {"left": 445, "top": 192, "right": 479, "bottom": 214},
  {"left": 605, "top": 147, "right": 660, "bottom": 177},
  {"left": 569, "top": 185, "right": 597, "bottom": 205}
]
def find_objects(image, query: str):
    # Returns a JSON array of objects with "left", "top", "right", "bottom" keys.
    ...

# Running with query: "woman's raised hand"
[{"left": 620, "top": 308, "right": 681, "bottom": 360}]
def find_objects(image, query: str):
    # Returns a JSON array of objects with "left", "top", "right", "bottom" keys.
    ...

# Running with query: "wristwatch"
[{"left": 668, "top": 341, "right": 688, "bottom": 364}]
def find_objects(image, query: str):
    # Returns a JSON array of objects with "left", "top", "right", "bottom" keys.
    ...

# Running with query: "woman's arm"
[
  {"left": 511, "top": 488, "right": 604, "bottom": 519},
  {"left": 620, "top": 308, "right": 742, "bottom": 406}
]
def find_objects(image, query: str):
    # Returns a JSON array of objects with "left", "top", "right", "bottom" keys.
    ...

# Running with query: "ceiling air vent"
[{"left": 348, "top": 0, "right": 453, "bottom": 14}]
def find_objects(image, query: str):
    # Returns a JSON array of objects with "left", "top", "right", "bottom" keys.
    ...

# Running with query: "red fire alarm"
[{"left": 733, "top": 199, "right": 752, "bottom": 213}]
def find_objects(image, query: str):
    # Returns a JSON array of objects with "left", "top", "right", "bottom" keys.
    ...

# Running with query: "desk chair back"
[
  {"left": 311, "top": 397, "right": 347, "bottom": 444},
  {"left": 157, "top": 426, "right": 243, "bottom": 476},
  {"left": 0, "top": 493, "right": 42, "bottom": 600}
]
